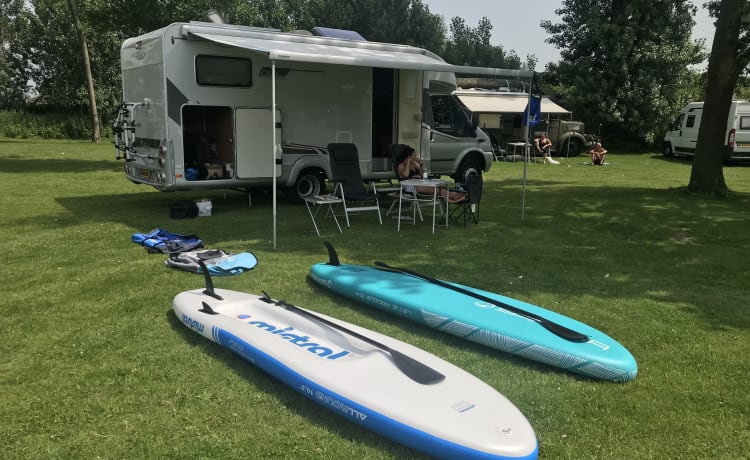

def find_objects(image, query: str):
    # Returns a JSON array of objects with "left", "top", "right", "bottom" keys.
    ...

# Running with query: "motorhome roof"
[{"left": 178, "top": 22, "right": 531, "bottom": 79}]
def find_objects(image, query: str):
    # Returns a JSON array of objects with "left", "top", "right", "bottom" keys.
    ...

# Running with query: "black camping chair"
[
  {"left": 450, "top": 174, "right": 483, "bottom": 226},
  {"left": 327, "top": 143, "right": 383, "bottom": 227}
]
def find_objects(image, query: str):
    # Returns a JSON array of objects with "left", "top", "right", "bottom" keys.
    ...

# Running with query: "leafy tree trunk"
[
  {"left": 688, "top": 0, "right": 747, "bottom": 195},
  {"left": 67, "top": 0, "right": 100, "bottom": 143}
]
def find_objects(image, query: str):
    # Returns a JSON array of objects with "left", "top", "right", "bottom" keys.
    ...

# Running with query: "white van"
[
  {"left": 113, "top": 21, "right": 532, "bottom": 202},
  {"left": 663, "top": 101, "right": 750, "bottom": 161}
]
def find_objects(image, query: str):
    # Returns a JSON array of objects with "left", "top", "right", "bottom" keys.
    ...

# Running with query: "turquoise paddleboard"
[{"left": 309, "top": 243, "right": 637, "bottom": 382}]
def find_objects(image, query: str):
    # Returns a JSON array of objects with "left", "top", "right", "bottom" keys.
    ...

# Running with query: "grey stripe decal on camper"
[{"left": 167, "top": 78, "right": 188, "bottom": 124}]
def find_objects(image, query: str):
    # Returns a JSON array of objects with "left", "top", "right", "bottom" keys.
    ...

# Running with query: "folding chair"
[
  {"left": 327, "top": 143, "right": 383, "bottom": 227},
  {"left": 449, "top": 174, "right": 483, "bottom": 226}
]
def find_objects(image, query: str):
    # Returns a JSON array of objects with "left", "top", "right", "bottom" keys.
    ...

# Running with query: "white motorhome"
[
  {"left": 114, "top": 21, "right": 532, "bottom": 202},
  {"left": 453, "top": 89, "right": 595, "bottom": 157},
  {"left": 663, "top": 101, "right": 750, "bottom": 162}
]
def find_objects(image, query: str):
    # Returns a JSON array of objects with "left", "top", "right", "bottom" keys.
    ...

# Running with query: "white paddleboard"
[{"left": 174, "top": 287, "right": 538, "bottom": 460}]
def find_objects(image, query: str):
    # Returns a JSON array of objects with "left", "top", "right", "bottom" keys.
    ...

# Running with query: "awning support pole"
[{"left": 271, "top": 61, "right": 277, "bottom": 249}]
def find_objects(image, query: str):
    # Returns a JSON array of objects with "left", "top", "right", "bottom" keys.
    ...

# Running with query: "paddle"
[
  {"left": 260, "top": 291, "right": 445, "bottom": 386},
  {"left": 374, "top": 261, "right": 590, "bottom": 343}
]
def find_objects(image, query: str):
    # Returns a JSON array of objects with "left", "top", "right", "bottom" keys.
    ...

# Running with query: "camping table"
[
  {"left": 303, "top": 195, "right": 343, "bottom": 236},
  {"left": 506, "top": 142, "right": 531, "bottom": 162},
  {"left": 398, "top": 179, "right": 449, "bottom": 234}
]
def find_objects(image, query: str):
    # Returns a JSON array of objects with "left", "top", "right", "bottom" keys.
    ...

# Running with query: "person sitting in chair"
[
  {"left": 590, "top": 141, "right": 608, "bottom": 165},
  {"left": 396, "top": 146, "right": 465, "bottom": 203},
  {"left": 534, "top": 132, "right": 559, "bottom": 165}
]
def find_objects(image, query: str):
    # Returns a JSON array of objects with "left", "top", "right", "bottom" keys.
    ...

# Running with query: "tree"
[
  {"left": 0, "top": 0, "right": 27, "bottom": 108},
  {"left": 541, "top": 0, "right": 704, "bottom": 145},
  {"left": 441, "top": 16, "right": 522, "bottom": 69},
  {"left": 67, "top": 0, "right": 99, "bottom": 142},
  {"left": 688, "top": 0, "right": 750, "bottom": 195},
  {"left": 296, "top": 0, "right": 446, "bottom": 52}
]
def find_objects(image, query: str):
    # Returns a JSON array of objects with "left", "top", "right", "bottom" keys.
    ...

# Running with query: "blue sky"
[{"left": 421, "top": 0, "right": 714, "bottom": 70}]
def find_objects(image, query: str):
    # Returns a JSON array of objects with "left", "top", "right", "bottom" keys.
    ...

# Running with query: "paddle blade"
[{"left": 388, "top": 350, "right": 446, "bottom": 385}]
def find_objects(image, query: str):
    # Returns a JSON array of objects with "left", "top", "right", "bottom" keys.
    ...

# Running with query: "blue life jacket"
[{"left": 132, "top": 228, "right": 204, "bottom": 254}]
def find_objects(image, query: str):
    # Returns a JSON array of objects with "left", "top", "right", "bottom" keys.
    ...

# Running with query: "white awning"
[
  {"left": 456, "top": 92, "right": 571, "bottom": 114},
  {"left": 185, "top": 29, "right": 533, "bottom": 79}
]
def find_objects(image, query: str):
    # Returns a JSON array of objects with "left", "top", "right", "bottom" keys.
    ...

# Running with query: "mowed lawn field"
[{"left": 2, "top": 138, "right": 749, "bottom": 459}]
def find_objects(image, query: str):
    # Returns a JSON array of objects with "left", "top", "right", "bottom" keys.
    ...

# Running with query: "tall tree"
[
  {"left": 0, "top": 0, "right": 27, "bottom": 108},
  {"left": 542, "top": 0, "right": 703, "bottom": 144},
  {"left": 441, "top": 16, "right": 522, "bottom": 69},
  {"left": 688, "top": 0, "right": 750, "bottom": 195},
  {"left": 297, "top": 0, "right": 446, "bottom": 51},
  {"left": 67, "top": 0, "right": 99, "bottom": 142}
]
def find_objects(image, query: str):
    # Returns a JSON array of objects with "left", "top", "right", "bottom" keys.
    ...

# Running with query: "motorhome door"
[
  {"left": 669, "top": 110, "right": 701, "bottom": 155},
  {"left": 235, "top": 108, "right": 282, "bottom": 178}
]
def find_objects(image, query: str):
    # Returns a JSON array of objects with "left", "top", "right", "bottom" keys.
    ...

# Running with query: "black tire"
[
  {"left": 284, "top": 168, "right": 325, "bottom": 204},
  {"left": 455, "top": 158, "right": 483, "bottom": 186},
  {"left": 662, "top": 143, "right": 674, "bottom": 157},
  {"left": 562, "top": 139, "right": 583, "bottom": 157}
]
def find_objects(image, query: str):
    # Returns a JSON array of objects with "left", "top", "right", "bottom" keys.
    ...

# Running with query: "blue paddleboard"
[{"left": 309, "top": 244, "right": 637, "bottom": 382}]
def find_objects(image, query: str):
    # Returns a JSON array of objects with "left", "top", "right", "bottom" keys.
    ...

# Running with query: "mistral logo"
[
  {"left": 238, "top": 314, "right": 351, "bottom": 360},
  {"left": 182, "top": 314, "right": 204, "bottom": 333}
]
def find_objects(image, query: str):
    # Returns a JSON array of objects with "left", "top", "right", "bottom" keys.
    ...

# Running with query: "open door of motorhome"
[{"left": 235, "top": 108, "right": 282, "bottom": 178}]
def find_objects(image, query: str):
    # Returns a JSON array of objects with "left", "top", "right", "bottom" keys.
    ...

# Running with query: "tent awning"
[
  {"left": 455, "top": 92, "right": 571, "bottom": 114},
  {"left": 185, "top": 28, "right": 533, "bottom": 79}
]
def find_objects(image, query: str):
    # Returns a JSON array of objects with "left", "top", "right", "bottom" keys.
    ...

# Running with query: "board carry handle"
[
  {"left": 374, "top": 261, "right": 590, "bottom": 343},
  {"left": 260, "top": 291, "right": 445, "bottom": 385}
]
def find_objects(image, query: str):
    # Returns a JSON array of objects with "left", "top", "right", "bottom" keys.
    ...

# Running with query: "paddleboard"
[
  {"left": 309, "top": 243, "right": 637, "bottom": 382},
  {"left": 173, "top": 283, "right": 538, "bottom": 459}
]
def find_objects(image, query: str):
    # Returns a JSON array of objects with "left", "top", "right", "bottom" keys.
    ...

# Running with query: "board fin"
[
  {"left": 199, "top": 301, "right": 219, "bottom": 315},
  {"left": 198, "top": 260, "right": 223, "bottom": 301},
  {"left": 324, "top": 241, "right": 340, "bottom": 266}
]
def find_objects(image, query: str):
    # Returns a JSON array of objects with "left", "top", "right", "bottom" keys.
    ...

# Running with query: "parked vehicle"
[
  {"left": 453, "top": 89, "right": 596, "bottom": 157},
  {"left": 663, "top": 101, "right": 750, "bottom": 162},
  {"left": 113, "top": 22, "right": 531, "bottom": 202}
]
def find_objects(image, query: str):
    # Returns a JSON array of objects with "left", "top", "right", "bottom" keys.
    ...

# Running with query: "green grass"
[{"left": 2, "top": 138, "right": 749, "bottom": 459}]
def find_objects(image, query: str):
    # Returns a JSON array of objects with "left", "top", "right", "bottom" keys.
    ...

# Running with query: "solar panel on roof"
[{"left": 311, "top": 27, "right": 366, "bottom": 41}]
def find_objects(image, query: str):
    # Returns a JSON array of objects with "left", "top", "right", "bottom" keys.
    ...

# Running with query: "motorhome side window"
[
  {"left": 431, "top": 95, "right": 468, "bottom": 136},
  {"left": 671, "top": 114, "right": 684, "bottom": 131},
  {"left": 685, "top": 115, "right": 697, "bottom": 128},
  {"left": 195, "top": 55, "right": 252, "bottom": 87}
]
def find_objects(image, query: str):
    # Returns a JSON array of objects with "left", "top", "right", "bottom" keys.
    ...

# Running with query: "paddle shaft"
[
  {"left": 261, "top": 293, "right": 445, "bottom": 385},
  {"left": 374, "top": 261, "right": 589, "bottom": 343}
]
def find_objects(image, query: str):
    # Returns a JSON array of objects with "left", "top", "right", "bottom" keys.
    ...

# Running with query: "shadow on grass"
[
  {"left": 50, "top": 177, "right": 750, "bottom": 336},
  {"left": 0, "top": 156, "right": 119, "bottom": 173},
  {"left": 164, "top": 308, "right": 430, "bottom": 458}
]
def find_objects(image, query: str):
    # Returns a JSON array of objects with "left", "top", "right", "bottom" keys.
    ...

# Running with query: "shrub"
[{"left": 0, "top": 110, "right": 109, "bottom": 139}]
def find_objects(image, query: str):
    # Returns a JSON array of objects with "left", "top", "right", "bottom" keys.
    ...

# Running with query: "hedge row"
[{"left": 0, "top": 111, "right": 112, "bottom": 139}]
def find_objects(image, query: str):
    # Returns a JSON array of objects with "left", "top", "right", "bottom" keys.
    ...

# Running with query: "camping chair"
[
  {"left": 327, "top": 143, "right": 383, "bottom": 227},
  {"left": 449, "top": 174, "right": 483, "bottom": 226}
]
